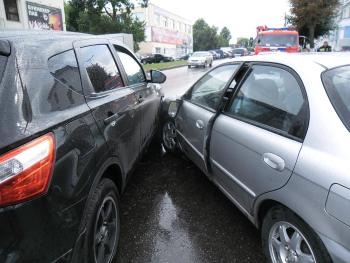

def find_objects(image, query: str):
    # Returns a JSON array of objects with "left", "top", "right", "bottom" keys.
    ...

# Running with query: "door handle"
[
  {"left": 262, "top": 153, "right": 285, "bottom": 172},
  {"left": 104, "top": 112, "right": 125, "bottom": 126},
  {"left": 195, "top": 120, "right": 204, "bottom": 130}
]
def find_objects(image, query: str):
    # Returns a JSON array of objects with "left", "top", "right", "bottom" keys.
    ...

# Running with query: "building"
[
  {"left": 0, "top": 0, "right": 65, "bottom": 30},
  {"left": 132, "top": 3, "right": 193, "bottom": 58},
  {"left": 334, "top": 0, "right": 350, "bottom": 51}
]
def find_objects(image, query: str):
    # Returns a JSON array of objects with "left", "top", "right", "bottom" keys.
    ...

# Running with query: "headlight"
[{"left": 168, "top": 101, "right": 179, "bottom": 117}]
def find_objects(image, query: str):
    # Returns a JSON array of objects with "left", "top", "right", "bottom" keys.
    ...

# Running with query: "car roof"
[
  {"left": 231, "top": 52, "right": 350, "bottom": 70},
  {"left": 0, "top": 30, "right": 130, "bottom": 68}
]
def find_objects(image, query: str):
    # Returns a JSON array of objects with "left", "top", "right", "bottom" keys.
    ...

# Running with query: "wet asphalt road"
[
  {"left": 115, "top": 142, "right": 265, "bottom": 263},
  {"left": 115, "top": 61, "right": 265, "bottom": 262}
]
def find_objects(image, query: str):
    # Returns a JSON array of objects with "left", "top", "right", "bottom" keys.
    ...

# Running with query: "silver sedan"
[{"left": 162, "top": 53, "right": 350, "bottom": 263}]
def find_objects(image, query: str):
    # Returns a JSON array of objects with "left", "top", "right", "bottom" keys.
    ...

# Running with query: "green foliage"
[
  {"left": 237, "top": 37, "right": 249, "bottom": 48},
  {"left": 65, "top": 0, "right": 147, "bottom": 51},
  {"left": 289, "top": 0, "right": 340, "bottom": 48},
  {"left": 193, "top": 18, "right": 232, "bottom": 51}
]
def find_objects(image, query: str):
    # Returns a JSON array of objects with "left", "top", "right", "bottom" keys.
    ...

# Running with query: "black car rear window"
[
  {"left": 322, "top": 65, "right": 350, "bottom": 131},
  {"left": 0, "top": 56, "right": 7, "bottom": 83}
]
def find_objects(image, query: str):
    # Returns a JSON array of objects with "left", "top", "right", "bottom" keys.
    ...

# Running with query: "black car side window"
[
  {"left": 48, "top": 49, "right": 83, "bottom": 94},
  {"left": 81, "top": 45, "right": 124, "bottom": 93},
  {"left": 228, "top": 65, "right": 307, "bottom": 139},
  {"left": 113, "top": 45, "right": 145, "bottom": 85},
  {"left": 188, "top": 64, "right": 238, "bottom": 110}
]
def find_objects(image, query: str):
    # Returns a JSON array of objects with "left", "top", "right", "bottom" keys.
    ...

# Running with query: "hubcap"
[
  {"left": 162, "top": 121, "right": 176, "bottom": 150},
  {"left": 268, "top": 221, "right": 316, "bottom": 263},
  {"left": 93, "top": 196, "right": 118, "bottom": 263}
]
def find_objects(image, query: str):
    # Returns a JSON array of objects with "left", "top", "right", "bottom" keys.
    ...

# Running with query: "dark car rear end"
[{"left": 0, "top": 34, "right": 98, "bottom": 263}]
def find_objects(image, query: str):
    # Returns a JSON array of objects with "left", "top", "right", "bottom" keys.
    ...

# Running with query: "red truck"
[{"left": 254, "top": 25, "right": 300, "bottom": 54}]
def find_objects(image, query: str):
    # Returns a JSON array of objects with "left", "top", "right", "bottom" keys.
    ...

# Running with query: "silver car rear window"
[{"left": 323, "top": 65, "right": 350, "bottom": 130}]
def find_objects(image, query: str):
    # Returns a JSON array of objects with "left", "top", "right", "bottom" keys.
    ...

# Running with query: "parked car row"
[
  {"left": 162, "top": 53, "right": 350, "bottom": 263},
  {"left": 0, "top": 30, "right": 166, "bottom": 263}
]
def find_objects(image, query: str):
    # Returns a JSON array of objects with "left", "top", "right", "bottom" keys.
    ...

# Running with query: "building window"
[
  {"left": 169, "top": 19, "right": 174, "bottom": 29},
  {"left": 155, "top": 47, "right": 161, "bottom": 53},
  {"left": 154, "top": 13, "right": 160, "bottom": 25},
  {"left": 4, "top": 0, "right": 19, "bottom": 21},
  {"left": 343, "top": 4, "right": 350, "bottom": 19},
  {"left": 175, "top": 21, "right": 180, "bottom": 31},
  {"left": 344, "top": 26, "right": 350, "bottom": 38}
]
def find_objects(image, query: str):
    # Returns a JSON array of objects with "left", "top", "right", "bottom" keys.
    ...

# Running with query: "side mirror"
[{"left": 150, "top": 70, "right": 166, "bottom": 84}]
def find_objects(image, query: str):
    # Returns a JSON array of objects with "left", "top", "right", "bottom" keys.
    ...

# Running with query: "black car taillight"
[{"left": 0, "top": 133, "right": 55, "bottom": 207}]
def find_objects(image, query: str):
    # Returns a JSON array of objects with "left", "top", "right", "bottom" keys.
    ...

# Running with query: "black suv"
[{"left": 0, "top": 31, "right": 166, "bottom": 263}]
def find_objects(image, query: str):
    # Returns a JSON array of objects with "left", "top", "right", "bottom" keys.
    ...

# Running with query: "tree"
[
  {"left": 193, "top": 19, "right": 232, "bottom": 51},
  {"left": 65, "top": 0, "right": 148, "bottom": 51},
  {"left": 289, "top": 0, "right": 340, "bottom": 48},
  {"left": 218, "top": 27, "right": 232, "bottom": 47},
  {"left": 237, "top": 37, "right": 250, "bottom": 48}
]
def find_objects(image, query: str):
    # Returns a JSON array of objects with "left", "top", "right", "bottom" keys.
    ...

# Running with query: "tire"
[
  {"left": 188, "top": 65, "right": 191, "bottom": 68},
  {"left": 162, "top": 119, "right": 177, "bottom": 153},
  {"left": 261, "top": 206, "right": 331, "bottom": 263},
  {"left": 84, "top": 179, "right": 120, "bottom": 263}
]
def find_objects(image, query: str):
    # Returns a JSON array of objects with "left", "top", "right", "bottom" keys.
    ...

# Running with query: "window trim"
[
  {"left": 76, "top": 43, "right": 125, "bottom": 96},
  {"left": 183, "top": 62, "right": 243, "bottom": 112},
  {"left": 112, "top": 44, "right": 147, "bottom": 87},
  {"left": 47, "top": 48, "right": 83, "bottom": 95},
  {"left": 322, "top": 64, "right": 350, "bottom": 132},
  {"left": 223, "top": 62, "right": 310, "bottom": 141}
]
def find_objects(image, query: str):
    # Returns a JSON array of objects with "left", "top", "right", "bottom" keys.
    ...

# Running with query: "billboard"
[
  {"left": 151, "top": 27, "right": 192, "bottom": 46},
  {"left": 26, "top": 1, "right": 63, "bottom": 30}
]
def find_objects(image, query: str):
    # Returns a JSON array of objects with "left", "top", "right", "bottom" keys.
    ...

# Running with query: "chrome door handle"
[
  {"left": 195, "top": 120, "right": 204, "bottom": 130},
  {"left": 262, "top": 153, "right": 285, "bottom": 171}
]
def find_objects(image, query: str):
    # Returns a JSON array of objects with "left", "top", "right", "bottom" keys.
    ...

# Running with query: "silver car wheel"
[
  {"left": 162, "top": 120, "right": 177, "bottom": 151},
  {"left": 268, "top": 221, "right": 316, "bottom": 263}
]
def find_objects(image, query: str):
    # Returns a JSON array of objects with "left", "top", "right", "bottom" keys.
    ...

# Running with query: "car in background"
[
  {"left": 188, "top": 51, "right": 213, "bottom": 68},
  {"left": 232, "top": 47, "right": 249, "bottom": 57},
  {"left": 0, "top": 30, "right": 166, "bottom": 263},
  {"left": 141, "top": 53, "right": 174, "bottom": 64},
  {"left": 161, "top": 53, "right": 350, "bottom": 263},
  {"left": 178, "top": 53, "right": 193, "bottom": 60},
  {"left": 209, "top": 50, "right": 220, "bottom": 60}
]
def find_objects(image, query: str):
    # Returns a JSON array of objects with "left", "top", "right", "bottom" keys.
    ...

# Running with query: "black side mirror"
[{"left": 150, "top": 70, "right": 166, "bottom": 84}]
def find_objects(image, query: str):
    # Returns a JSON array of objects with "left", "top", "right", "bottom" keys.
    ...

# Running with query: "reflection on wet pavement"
[{"left": 115, "top": 141, "right": 265, "bottom": 263}]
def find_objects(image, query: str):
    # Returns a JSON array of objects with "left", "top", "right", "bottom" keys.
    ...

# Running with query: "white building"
[
  {"left": 334, "top": 0, "right": 350, "bottom": 51},
  {"left": 132, "top": 3, "right": 193, "bottom": 58},
  {"left": 0, "top": 0, "right": 65, "bottom": 30}
]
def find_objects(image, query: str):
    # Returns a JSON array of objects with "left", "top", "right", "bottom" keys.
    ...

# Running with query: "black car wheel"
[
  {"left": 162, "top": 119, "right": 177, "bottom": 153},
  {"left": 262, "top": 206, "right": 331, "bottom": 263},
  {"left": 85, "top": 179, "right": 120, "bottom": 263}
]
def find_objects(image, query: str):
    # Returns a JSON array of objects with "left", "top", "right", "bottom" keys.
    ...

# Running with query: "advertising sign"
[
  {"left": 151, "top": 27, "right": 192, "bottom": 46},
  {"left": 26, "top": 1, "right": 63, "bottom": 30}
]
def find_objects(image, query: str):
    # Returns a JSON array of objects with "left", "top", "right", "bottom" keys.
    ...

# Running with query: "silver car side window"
[
  {"left": 228, "top": 65, "right": 306, "bottom": 139},
  {"left": 189, "top": 64, "right": 238, "bottom": 110}
]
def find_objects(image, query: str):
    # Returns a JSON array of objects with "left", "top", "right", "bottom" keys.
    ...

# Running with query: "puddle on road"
[{"left": 151, "top": 192, "right": 199, "bottom": 263}]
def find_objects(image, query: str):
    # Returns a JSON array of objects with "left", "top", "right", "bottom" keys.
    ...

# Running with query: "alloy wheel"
[
  {"left": 268, "top": 221, "right": 316, "bottom": 263},
  {"left": 93, "top": 196, "right": 118, "bottom": 263}
]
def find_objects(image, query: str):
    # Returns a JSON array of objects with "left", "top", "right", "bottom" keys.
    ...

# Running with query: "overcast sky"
[{"left": 149, "top": 0, "right": 291, "bottom": 43}]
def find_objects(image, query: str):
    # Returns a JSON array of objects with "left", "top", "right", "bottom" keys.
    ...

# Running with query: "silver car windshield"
[{"left": 323, "top": 65, "right": 350, "bottom": 130}]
